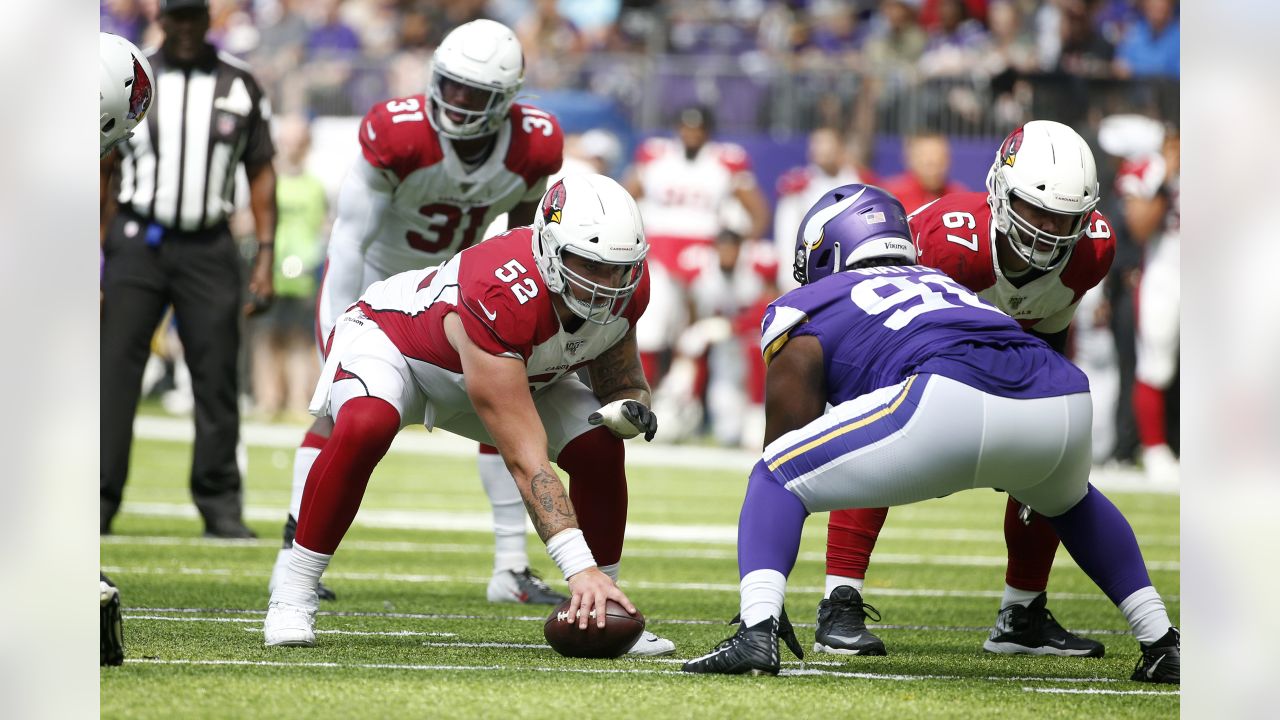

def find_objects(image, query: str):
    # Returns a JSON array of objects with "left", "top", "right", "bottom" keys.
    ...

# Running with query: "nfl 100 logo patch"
[{"left": 1009, "top": 296, "right": 1025, "bottom": 310}]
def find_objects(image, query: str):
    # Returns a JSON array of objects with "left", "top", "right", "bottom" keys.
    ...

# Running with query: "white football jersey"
[{"left": 356, "top": 96, "right": 564, "bottom": 277}]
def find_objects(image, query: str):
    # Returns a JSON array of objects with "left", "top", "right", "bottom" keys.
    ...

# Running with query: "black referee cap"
[{"left": 161, "top": 0, "right": 210, "bottom": 13}]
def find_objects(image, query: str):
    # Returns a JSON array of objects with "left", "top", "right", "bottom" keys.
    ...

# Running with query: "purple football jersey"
[{"left": 760, "top": 265, "right": 1089, "bottom": 402}]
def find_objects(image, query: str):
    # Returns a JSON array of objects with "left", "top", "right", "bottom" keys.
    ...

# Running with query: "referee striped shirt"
[{"left": 115, "top": 49, "right": 274, "bottom": 232}]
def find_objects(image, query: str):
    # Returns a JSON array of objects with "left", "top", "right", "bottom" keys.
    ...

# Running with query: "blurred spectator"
[
  {"left": 1055, "top": 0, "right": 1117, "bottom": 78},
  {"left": 881, "top": 133, "right": 968, "bottom": 214},
  {"left": 303, "top": 0, "right": 364, "bottom": 114},
  {"left": 624, "top": 105, "right": 769, "bottom": 390},
  {"left": 102, "top": 0, "right": 150, "bottom": 44},
  {"left": 251, "top": 0, "right": 309, "bottom": 112},
  {"left": 982, "top": 0, "right": 1037, "bottom": 75},
  {"left": 804, "top": 1, "right": 868, "bottom": 68},
  {"left": 1114, "top": 0, "right": 1179, "bottom": 78},
  {"left": 918, "top": 0, "right": 991, "bottom": 78},
  {"left": 250, "top": 116, "right": 326, "bottom": 421},
  {"left": 517, "top": 0, "right": 587, "bottom": 88},
  {"left": 917, "top": 0, "right": 989, "bottom": 31},
  {"left": 773, "top": 128, "right": 867, "bottom": 292},
  {"left": 864, "top": 0, "right": 928, "bottom": 74}
]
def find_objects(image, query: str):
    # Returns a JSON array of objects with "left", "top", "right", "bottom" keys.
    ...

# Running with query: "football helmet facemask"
[
  {"left": 428, "top": 19, "right": 524, "bottom": 140},
  {"left": 985, "top": 120, "right": 1100, "bottom": 271},
  {"left": 533, "top": 175, "right": 647, "bottom": 325}
]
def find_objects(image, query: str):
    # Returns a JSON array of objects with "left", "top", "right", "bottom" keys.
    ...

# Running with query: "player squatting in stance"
[
  {"left": 268, "top": 19, "right": 571, "bottom": 605},
  {"left": 682, "top": 185, "right": 1179, "bottom": 682},
  {"left": 265, "top": 175, "right": 675, "bottom": 656},
  {"left": 812, "top": 121, "right": 1119, "bottom": 658}
]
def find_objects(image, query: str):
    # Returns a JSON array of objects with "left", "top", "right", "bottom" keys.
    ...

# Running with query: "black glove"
[{"left": 588, "top": 400, "right": 659, "bottom": 442}]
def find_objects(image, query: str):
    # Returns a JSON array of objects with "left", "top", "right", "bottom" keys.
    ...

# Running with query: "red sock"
[
  {"left": 1003, "top": 495, "right": 1060, "bottom": 592},
  {"left": 301, "top": 431, "right": 327, "bottom": 450},
  {"left": 639, "top": 351, "right": 662, "bottom": 389},
  {"left": 295, "top": 397, "right": 401, "bottom": 554},
  {"left": 826, "top": 507, "right": 889, "bottom": 579},
  {"left": 1133, "top": 381, "right": 1168, "bottom": 448},
  {"left": 559, "top": 427, "right": 628, "bottom": 567},
  {"left": 478, "top": 443, "right": 499, "bottom": 455}
]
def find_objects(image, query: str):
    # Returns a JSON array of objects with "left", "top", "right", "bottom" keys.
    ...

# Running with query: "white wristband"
[{"left": 545, "top": 528, "right": 597, "bottom": 580}]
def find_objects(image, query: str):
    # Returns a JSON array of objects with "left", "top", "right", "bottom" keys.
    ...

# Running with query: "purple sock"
[
  {"left": 737, "top": 461, "right": 810, "bottom": 579},
  {"left": 1044, "top": 484, "right": 1153, "bottom": 605}
]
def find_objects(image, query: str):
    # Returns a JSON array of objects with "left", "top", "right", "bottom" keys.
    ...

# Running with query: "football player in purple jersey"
[{"left": 681, "top": 184, "right": 1178, "bottom": 683}]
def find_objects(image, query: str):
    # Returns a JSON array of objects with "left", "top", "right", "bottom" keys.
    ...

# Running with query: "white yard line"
[
  {"left": 104, "top": 565, "right": 1178, "bottom": 603},
  {"left": 101, "top": 534, "right": 1180, "bottom": 571},
  {"left": 134, "top": 415, "right": 1179, "bottom": 494},
  {"left": 122, "top": 657, "right": 1171, "bottom": 692},
  {"left": 1022, "top": 687, "right": 1179, "bottom": 696},
  {"left": 126, "top": 606, "right": 1137, "bottom": 636}
]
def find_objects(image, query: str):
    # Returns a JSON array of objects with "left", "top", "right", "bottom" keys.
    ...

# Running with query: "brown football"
[{"left": 543, "top": 599, "right": 646, "bottom": 658}]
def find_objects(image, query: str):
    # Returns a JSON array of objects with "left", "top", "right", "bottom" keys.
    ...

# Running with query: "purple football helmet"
[{"left": 793, "top": 184, "right": 917, "bottom": 285}]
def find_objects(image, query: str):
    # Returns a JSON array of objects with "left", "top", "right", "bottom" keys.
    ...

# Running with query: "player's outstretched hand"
[
  {"left": 588, "top": 400, "right": 658, "bottom": 441},
  {"left": 566, "top": 567, "right": 637, "bottom": 629}
]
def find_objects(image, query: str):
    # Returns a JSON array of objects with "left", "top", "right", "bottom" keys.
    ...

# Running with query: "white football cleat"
[
  {"left": 1142, "top": 444, "right": 1179, "bottom": 484},
  {"left": 626, "top": 630, "right": 676, "bottom": 657},
  {"left": 264, "top": 601, "right": 316, "bottom": 647}
]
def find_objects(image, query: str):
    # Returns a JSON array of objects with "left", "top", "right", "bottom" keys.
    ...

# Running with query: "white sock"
[
  {"left": 1001, "top": 584, "right": 1043, "bottom": 610},
  {"left": 289, "top": 446, "right": 321, "bottom": 521},
  {"left": 272, "top": 543, "right": 331, "bottom": 609},
  {"left": 478, "top": 452, "right": 530, "bottom": 572},
  {"left": 598, "top": 563, "right": 619, "bottom": 582},
  {"left": 740, "top": 569, "right": 787, "bottom": 627},
  {"left": 824, "top": 574, "right": 864, "bottom": 598},
  {"left": 1117, "top": 586, "right": 1172, "bottom": 644}
]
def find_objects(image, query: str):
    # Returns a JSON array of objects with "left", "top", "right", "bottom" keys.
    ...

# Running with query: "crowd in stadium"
[{"left": 102, "top": 0, "right": 1179, "bottom": 479}]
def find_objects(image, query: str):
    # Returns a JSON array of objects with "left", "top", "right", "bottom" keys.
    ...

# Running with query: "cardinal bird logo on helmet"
[
  {"left": 542, "top": 180, "right": 566, "bottom": 225},
  {"left": 999, "top": 127, "right": 1024, "bottom": 168},
  {"left": 128, "top": 56, "right": 153, "bottom": 122}
]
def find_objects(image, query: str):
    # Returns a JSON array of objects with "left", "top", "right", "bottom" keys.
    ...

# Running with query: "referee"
[{"left": 100, "top": 0, "right": 276, "bottom": 538}]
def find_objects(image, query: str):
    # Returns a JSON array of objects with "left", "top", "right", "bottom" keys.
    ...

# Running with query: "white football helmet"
[
  {"left": 985, "top": 120, "right": 1100, "bottom": 271},
  {"left": 428, "top": 19, "right": 524, "bottom": 139},
  {"left": 100, "top": 32, "right": 155, "bottom": 158},
  {"left": 533, "top": 174, "right": 648, "bottom": 325}
]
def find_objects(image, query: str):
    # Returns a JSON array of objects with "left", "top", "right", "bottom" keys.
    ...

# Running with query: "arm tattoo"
[
  {"left": 523, "top": 467, "right": 578, "bottom": 541},
  {"left": 588, "top": 333, "right": 651, "bottom": 405}
]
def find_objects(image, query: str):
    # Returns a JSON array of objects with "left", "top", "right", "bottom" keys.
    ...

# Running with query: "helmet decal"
[
  {"left": 541, "top": 179, "right": 566, "bottom": 225},
  {"left": 998, "top": 127, "right": 1024, "bottom": 168},
  {"left": 128, "top": 56, "right": 153, "bottom": 122}
]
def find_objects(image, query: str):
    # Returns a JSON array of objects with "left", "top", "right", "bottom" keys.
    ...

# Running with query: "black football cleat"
[
  {"left": 983, "top": 592, "right": 1105, "bottom": 657},
  {"left": 813, "top": 586, "right": 887, "bottom": 656},
  {"left": 682, "top": 609, "right": 805, "bottom": 676},
  {"left": 1131, "top": 627, "right": 1179, "bottom": 684}
]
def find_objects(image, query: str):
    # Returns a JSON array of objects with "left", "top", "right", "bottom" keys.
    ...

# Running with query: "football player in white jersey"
[
  {"left": 265, "top": 175, "right": 675, "bottom": 656},
  {"left": 269, "top": 19, "right": 570, "bottom": 606},
  {"left": 623, "top": 106, "right": 770, "bottom": 388}
]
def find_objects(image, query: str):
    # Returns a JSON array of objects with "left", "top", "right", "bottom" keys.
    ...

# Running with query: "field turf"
[{"left": 101, "top": 431, "right": 1179, "bottom": 719}]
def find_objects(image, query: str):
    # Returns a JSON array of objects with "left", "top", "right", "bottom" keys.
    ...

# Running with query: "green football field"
[{"left": 101, "top": 431, "right": 1180, "bottom": 719}]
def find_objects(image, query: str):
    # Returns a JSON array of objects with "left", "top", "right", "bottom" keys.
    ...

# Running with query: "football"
[{"left": 543, "top": 599, "right": 645, "bottom": 658}]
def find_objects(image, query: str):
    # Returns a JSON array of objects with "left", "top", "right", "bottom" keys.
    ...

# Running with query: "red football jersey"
[
  {"left": 909, "top": 192, "right": 1115, "bottom": 332},
  {"left": 355, "top": 227, "right": 649, "bottom": 392},
  {"left": 354, "top": 97, "right": 564, "bottom": 272}
]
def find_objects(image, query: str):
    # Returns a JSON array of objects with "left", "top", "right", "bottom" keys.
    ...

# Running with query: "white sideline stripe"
[
  {"left": 112, "top": 504, "right": 1182, "bottom": 549},
  {"left": 129, "top": 606, "right": 1137, "bottom": 637},
  {"left": 133, "top": 415, "right": 1178, "bottom": 494},
  {"left": 1023, "top": 687, "right": 1179, "bottom": 696},
  {"left": 100, "top": 535, "right": 1181, "bottom": 571},
  {"left": 105, "top": 566, "right": 1180, "bottom": 603},
  {"left": 123, "top": 658, "right": 1141, "bottom": 688},
  {"left": 122, "top": 616, "right": 454, "bottom": 637}
]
